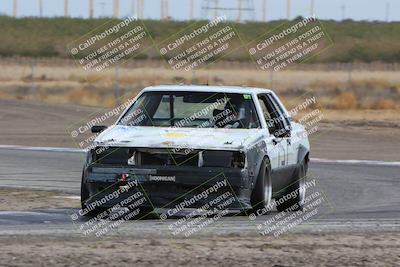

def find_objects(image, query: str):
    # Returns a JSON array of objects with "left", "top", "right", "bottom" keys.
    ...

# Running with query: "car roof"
[{"left": 142, "top": 85, "right": 273, "bottom": 95}]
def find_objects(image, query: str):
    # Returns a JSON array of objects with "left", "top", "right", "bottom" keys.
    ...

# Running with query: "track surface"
[{"left": 0, "top": 148, "right": 399, "bottom": 236}]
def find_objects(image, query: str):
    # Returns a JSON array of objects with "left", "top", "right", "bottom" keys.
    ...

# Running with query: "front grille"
[
  {"left": 92, "top": 147, "right": 244, "bottom": 168},
  {"left": 140, "top": 151, "right": 198, "bottom": 166}
]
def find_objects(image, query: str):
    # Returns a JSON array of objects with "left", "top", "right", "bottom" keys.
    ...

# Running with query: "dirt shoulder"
[
  {"left": 1, "top": 99, "right": 399, "bottom": 161},
  {"left": 0, "top": 99, "right": 98, "bottom": 148},
  {"left": 311, "top": 122, "right": 400, "bottom": 161},
  {"left": 0, "top": 188, "right": 398, "bottom": 266},
  {"left": 0, "top": 232, "right": 399, "bottom": 267},
  {"left": 0, "top": 188, "right": 80, "bottom": 211}
]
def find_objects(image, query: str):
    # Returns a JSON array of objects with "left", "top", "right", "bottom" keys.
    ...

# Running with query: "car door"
[
  {"left": 256, "top": 95, "right": 285, "bottom": 170},
  {"left": 266, "top": 93, "right": 298, "bottom": 166},
  {"left": 258, "top": 94, "right": 294, "bottom": 194}
]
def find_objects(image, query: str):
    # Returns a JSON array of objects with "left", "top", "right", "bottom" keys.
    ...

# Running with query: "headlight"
[
  {"left": 92, "top": 146, "right": 130, "bottom": 165},
  {"left": 232, "top": 152, "right": 245, "bottom": 168}
]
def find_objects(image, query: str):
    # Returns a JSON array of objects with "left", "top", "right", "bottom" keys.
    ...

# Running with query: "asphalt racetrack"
[{"left": 0, "top": 147, "right": 399, "bottom": 236}]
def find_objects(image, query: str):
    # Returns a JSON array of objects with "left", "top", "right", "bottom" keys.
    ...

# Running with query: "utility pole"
[
  {"left": 286, "top": 0, "right": 291, "bottom": 20},
  {"left": 89, "top": 0, "right": 94, "bottom": 18},
  {"left": 262, "top": 0, "right": 267, "bottom": 22},
  {"left": 38, "top": 0, "right": 43, "bottom": 17},
  {"left": 385, "top": 2, "right": 390, "bottom": 22},
  {"left": 137, "top": 0, "right": 144, "bottom": 19},
  {"left": 64, "top": 0, "right": 69, "bottom": 17},
  {"left": 100, "top": 2, "right": 106, "bottom": 17},
  {"left": 131, "top": 0, "right": 135, "bottom": 16},
  {"left": 161, "top": 0, "right": 169, "bottom": 20},
  {"left": 310, "top": 0, "right": 315, "bottom": 17},
  {"left": 13, "top": 0, "right": 17, "bottom": 17},
  {"left": 190, "top": 0, "right": 194, "bottom": 20},
  {"left": 237, "top": 0, "right": 242, "bottom": 22},
  {"left": 214, "top": 0, "right": 219, "bottom": 19},
  {"left": 161, "top": 0, "right": 164, "bottom": 19},
  {"left": 113, "top": 0, "right": 119, "bottom": 18},
  {"left": 340, "top": 4, "right": 346, "bottom": 20}
]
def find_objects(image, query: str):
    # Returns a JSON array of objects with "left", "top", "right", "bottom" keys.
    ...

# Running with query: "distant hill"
[{"left": 0, "top": 16, "right": 399, "bottom": 63}]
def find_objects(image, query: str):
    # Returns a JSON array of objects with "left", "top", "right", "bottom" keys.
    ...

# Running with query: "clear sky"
[{"left": 0, "top": 0, "right": 398, "bottom": 22}]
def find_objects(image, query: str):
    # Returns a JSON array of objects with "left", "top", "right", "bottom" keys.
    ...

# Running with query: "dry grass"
[
  {"left": 0, "top": 188, "right": 79, "bottom": 211},
  {"left": 334, "top": 92, "right": 358, "bottom": 109},
  {"left": 372, "top": 99, "right": 397, "bottom": 109},
  {"left": 0, "top": 61, "right": 399, "bottom": 110}
]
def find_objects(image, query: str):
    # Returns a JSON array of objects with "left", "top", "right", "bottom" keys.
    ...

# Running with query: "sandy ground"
[
  {"left": 0, "top": 188, "right": 80, "bottom": 211},
  {"left": 0, "top": 186, "right": 399, "bottom": 267},
  {"left": 0, "top": 61, "right": 399, "bottom": 266},
  {"left": 0, "top": 99, "right": 399, "bottom": 161},
  {"left": 310, "top": 123, "right": 400, "bottom": 161},
  {"left": 0, "top": 99, "right": 97, "bottom": 148},
  {"left": 0, "top": 232, "right": 399, "bottom": 267}
]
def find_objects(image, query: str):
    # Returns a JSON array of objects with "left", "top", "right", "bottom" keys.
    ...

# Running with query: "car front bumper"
[{"left": 83, "top": 165, "right": 253, "bottom": 211}]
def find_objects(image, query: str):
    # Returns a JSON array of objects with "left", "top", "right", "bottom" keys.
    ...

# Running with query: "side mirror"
[
  {"left": 266, "top": 119, "right": 277, "bottom": 133},
  {"left": 284, "top": 127, "right": 291, "bottom": 137},
  {"left": 91, "top": 125, "right": 107, "bottom": 133}
]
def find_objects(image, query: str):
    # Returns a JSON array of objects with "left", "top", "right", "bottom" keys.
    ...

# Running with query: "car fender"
[
  {"left": 244, "top": 140, "right": 270, "bottom": 190},
  {"left": 297, "top": 144, "right": 309, "bottom": 165}
]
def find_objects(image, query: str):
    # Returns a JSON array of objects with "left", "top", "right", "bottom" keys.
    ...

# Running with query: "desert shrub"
[
  {"left": 372, "top": 99, "right": 396, "bottom": 109},
  {"left": 334, "top": 92, "right": 358, "bottom": 109}
]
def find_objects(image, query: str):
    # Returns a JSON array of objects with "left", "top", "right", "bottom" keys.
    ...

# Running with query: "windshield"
[{"left": 118, "top": 91, "right": 261, "bottom": 129}]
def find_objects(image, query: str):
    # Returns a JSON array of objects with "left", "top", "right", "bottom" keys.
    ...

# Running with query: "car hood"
[{"left": 94, "top": 125, "right": 265, "bottom": 151}]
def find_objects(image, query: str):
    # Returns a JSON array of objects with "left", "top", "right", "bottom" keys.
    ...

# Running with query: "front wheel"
[
  {"left": 250, "top": 158, "right": 272, "bottom": 212},
  {"left": 80, "top": 170, "right": 89, "bottom": 211},
  {"left": 276, "top": 160, "right": 307, "bottom": 212},
  {"left": 80, "top": 170, "right": 105, "bottom": 217}
]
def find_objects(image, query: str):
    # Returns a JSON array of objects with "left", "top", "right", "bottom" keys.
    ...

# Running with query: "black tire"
[
  {"left": 80, "top": 170, "right": 105, "bottom": 217},
  {"left": 276, "top": 160, "right": 307, "bottom": 212},
  {"left": 250, "top": 158, "right": 272, "bottom": 212},
  {"left": 80, "top": 170, "right": 90, "bottom": 210}
]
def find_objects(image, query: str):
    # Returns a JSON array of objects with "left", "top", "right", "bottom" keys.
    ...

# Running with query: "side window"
[
  {"left": 257, "top": 94, "right": 286, "bottom": 136},
  {"left": 266, "top": 93, "right": 290, "bottom": 129},
  {"left": 258, "top": 97, "right": 272, "bottom": 120}
]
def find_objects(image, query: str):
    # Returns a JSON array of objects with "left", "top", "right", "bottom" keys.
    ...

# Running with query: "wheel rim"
[{"left": 264, "top": 169, "right": 272, "bottom": 207}]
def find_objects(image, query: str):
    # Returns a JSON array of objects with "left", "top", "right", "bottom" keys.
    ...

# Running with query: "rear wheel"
[
  {"left": 276, "top": 160, "right": 307, "bottom": 212},
  {"left": 250, "top": 158, "right": 272, "bottom": 212}
]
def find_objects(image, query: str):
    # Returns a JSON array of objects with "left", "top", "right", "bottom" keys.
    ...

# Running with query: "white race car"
[{"left": 81, "top": 85, "right": 310, "bottom": 216}]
